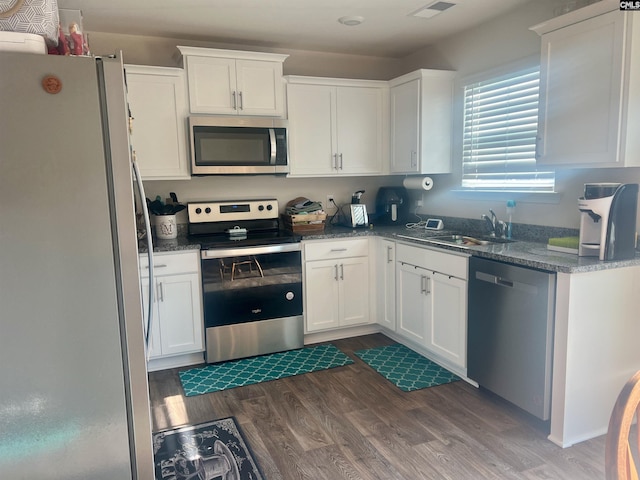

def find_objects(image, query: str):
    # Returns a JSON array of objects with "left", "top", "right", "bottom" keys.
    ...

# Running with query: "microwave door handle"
[{"left": 269, "top": 128, "right": 277, "bottom": 165}]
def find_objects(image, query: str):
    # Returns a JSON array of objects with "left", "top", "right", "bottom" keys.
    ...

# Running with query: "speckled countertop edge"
[{"left": 139, "top": 225, "right": 640, "bottom": 274}]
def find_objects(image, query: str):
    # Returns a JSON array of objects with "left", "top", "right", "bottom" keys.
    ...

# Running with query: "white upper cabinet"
[
  {"left": 389, "top": 69, "right": 454, "bottom": 174},
  {"left": 286, "top": 76, "right": 388, "bottom": 177},
  {"left": 125, "top": 65, "right": 190, "bottom": 180},
  {"left": 531, "top": 0, "right": 640, "bottom": 167},
  {"left": 177, "top": 46, "right": 288, "bottom": 116}
]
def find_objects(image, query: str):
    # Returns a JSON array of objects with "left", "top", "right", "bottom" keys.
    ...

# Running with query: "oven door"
[{"left": 200, "top": 243, "right": 302, "bottom": 328}]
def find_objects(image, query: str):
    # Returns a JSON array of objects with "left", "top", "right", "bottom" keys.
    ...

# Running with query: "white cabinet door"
[
  {"left": 184, "top": 55, "right": 285, "bottom": 116},
  {"left": 139, "top": 252, "right": 204, "bottom": 362},
  {"left": 536, "top": 10, "right": 625, "bottom": 166},
  {"left": 304, "top": 259, "right": 341, "bottom": 332},
  {"left": 377, "top": 239, "right": 396, "bottom": 330},
  {"left": 396, "top": 262, "right": 430, "bottom": 345},
  {"left": 236, "top": 60, "right": 284, "bottom": 116},
  {"left": 390, "top": 79, "right": 420, "bottom": 174},
  {"left": 304, "top": 238, "right": 372, "bottom": 333},
  {"left": 339, "top": 256, "right": 370, "bottom": 327},
  {"left": 336, "top": 86, "right": 384, "bottom": 175},
  {"left": 286, "top": 77, "right": 387, "bottom": 177},
  {"left": 125, "top": 65, "right": 190, "bottom": 180},
  {"left": 185, "top": 56, "right": 237, "bottom": 114},
  {"left": 389, "top": 70, "right": 453, "bottom": 174},
  {"left": 156, "top": 273, "right": 204, "bottom": 356},
  {"left": 429, "top": 272, "right": 467, "bottom": 368},
  {"left": 287, "top": 83, "right": 336, "bottom": 176}
]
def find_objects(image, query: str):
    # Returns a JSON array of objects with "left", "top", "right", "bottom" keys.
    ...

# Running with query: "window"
[{"left": 462, "top": 65, "right": 554, "bottom": 192}]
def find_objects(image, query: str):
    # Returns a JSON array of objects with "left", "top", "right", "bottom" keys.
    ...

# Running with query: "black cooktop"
[{"left": 190, "top": 229, "right": 300, "bottom": 249}]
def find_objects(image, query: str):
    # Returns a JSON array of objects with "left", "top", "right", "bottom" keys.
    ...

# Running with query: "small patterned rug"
[
  {"left": 179, "top": 344, "right": 353, "bottom": 396},
  {"left": 354, "top": 343, "right": 460, "bottom": 392},
  {"left": 153, "top": 417, "right": 263, "bottom": 479}
]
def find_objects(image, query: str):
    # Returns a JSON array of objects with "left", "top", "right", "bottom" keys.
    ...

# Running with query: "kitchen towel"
[
  {"left": 179, "top": 344, "right": 353, "bottom": 396},
  {"left": 354, "top": 343, "right": 459, "bottom": 392}
]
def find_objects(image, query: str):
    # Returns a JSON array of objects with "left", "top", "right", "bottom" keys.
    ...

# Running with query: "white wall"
[
  {"left": 403, "top": 0, "right": 640, "bottom": 230},
  {"left": 142, "top": 175, "right": 406, "bottom": 225}
]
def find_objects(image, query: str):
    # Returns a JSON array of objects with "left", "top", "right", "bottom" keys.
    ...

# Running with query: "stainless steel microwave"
[{"left": 189, "top": 116, "right": 289, "bottom": 175}]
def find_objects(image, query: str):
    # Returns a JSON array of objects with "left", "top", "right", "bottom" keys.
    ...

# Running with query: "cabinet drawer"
[
  {"left": 304, "top": 238, "right": 369, "bottom": 261},
  {"left": 139, "top": 251, "right": 200, "bottom": 277},
  {"left": 396, "top": 243, "right": 468, "bottom": 280}
]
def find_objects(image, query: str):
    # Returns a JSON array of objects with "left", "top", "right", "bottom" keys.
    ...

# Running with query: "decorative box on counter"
[{"left": 281, "top": 213, "right": 327, "bottom": 233}]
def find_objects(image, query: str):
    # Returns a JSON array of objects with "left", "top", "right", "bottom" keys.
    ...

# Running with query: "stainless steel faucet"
[{"left": 481, "top": 209, "right": 506, "bottom": 237}]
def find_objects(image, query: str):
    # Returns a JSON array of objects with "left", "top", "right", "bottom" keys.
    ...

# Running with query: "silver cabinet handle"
[
  {"left": 332, "top": 153, "right": 338, "bottom": 170},
  {"left": 330, "top": 248, "right": 347, "bottom": 252},
  {"left": 158, "top": 282, "right": 164, "bottom": 302},
  {"left": 411, "top": 151, "right": 417, "bottom": 169},
  {"left": 339, "top": 153, "right": 343, "bottom": 170},
  {"left": 340, "top": 263, "right": 344, "bottom": 280},
  {"left": 238, "top": 91, "right": 243, "bottom": 110},
  {"left": 420, "top": 275, "right": 427, "bottom": 294},
  {"left": 387, "top": 246, "right": 393, "bottom": 263},
  {"left": 232, "top": 91, "right": 237, "bottom": 110},
  {"left": 145, "top": 264, "right": 167, "bottom": 269},
  {"left": 334, "top": 264, "right": 339, "bottom": 281}
]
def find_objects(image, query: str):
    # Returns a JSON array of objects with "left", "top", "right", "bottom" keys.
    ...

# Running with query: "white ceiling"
[{"left": 57, "top": 0, "right": 534, "bottom": 58}]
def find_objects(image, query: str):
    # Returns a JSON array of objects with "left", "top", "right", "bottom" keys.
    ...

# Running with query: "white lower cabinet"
[
  {"left": 139, "top": 251, "right": 204, "bottom": 366},
  {"left": 304, "top": 239, "right": 371, "bottom": 332},
  {"left": 376, "top": 239, "right": 396, "bottom": 330},
  {"left": 395, "top": 243, "right": 468, "bottom": 370}
]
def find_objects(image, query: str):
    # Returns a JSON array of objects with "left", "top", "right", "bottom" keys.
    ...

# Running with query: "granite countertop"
[
  {"left": 139, "top": 225, "right": 640, "bottom": 274},
  {"left": 301, "top": 224, "right": 640, "bottom": 274}
]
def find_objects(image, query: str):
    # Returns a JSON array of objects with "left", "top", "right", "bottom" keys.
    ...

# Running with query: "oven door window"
[
  {"left": 201, "top": 250, "right": 302, "bottom": 327},
  {"left": 194, "top": 126, "right": 270, "bottom": 166}
]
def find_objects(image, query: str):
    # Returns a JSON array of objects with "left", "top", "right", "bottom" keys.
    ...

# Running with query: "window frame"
[{"left": 456, "top": 57, "right": 556, "bottom": 196}]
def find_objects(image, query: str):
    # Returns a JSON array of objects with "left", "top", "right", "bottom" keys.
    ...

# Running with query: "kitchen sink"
[{"left": 424, "top": 234, "right": 515, "bottom": 246}]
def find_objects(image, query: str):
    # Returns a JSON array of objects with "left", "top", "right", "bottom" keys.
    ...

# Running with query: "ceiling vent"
[{"left": 410, "top": 1, "right": 457, "bottom": 19}]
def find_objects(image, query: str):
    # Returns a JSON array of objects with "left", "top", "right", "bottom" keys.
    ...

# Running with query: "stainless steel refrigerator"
[{"left": 0, "top": 51, "right": 154, "bottom": 478}]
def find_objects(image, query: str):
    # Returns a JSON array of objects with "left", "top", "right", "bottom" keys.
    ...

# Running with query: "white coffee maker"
[{"left": 578, "top": 183, "right": 638, "bottom": 261}]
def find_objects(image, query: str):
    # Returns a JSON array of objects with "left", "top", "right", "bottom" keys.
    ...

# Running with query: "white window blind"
[{"left": 462, "top": 66, "right": 554, "bottom": 192}]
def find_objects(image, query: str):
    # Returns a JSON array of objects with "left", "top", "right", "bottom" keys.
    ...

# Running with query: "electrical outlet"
[{"left": 326, "top": 194, "right": 335, "bottom": 212}]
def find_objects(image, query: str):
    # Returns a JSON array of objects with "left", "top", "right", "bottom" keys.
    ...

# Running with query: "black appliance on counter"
[
  {"left": 188, "top": 198, "right": 303, "bottom": 363},
  {"left": 577, "top": 183, "right": 638, "bottom": 261},
  {"left": 375, "top": 187, "right": 410, "bottom": 224}
]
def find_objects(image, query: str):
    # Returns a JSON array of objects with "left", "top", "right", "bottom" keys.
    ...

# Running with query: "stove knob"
[
  {"left": 195, "top": 207, "right": 202, "bottom": 214},
  {"left": 205, "top": 207, "right": 211, "bottom": 214},
  {"left": 258, "top": 205, "right": 264, "bottom": 211},
  {"left": 266, "top": 204, "right": 273, "bottom": 211}
]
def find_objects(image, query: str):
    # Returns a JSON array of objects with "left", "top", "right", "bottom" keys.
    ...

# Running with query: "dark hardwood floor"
[{"left": 148, "top": 334, "right": 607, "bottom": 479}]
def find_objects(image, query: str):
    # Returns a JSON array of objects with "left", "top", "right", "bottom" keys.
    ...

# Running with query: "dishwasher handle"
[{"left": 475, "top": 271, "right": 537, "bottom": 294}]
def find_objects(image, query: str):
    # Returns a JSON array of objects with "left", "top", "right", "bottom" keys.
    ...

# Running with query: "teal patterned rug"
[
  {"left": 179, "top": 344, "right": 353, "bottom": 396},
  {"left": 354, "top": 344, "right": 460, "bottom": 392}
]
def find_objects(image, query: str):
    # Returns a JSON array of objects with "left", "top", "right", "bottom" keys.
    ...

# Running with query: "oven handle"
[{"left": 201, "top": 242, "right": 301, "bottom": 259}]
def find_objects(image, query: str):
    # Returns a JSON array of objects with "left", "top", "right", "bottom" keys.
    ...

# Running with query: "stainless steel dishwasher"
[{"left": 467, "top": 257, "right": 556, "bottom": 420}]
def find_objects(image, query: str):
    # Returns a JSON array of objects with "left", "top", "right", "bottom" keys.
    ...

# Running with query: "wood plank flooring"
[{"left": 148, "top": 334, "right": 607, "bottom": 479}]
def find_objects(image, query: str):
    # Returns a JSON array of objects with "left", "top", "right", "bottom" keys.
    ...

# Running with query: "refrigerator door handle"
[{"left": 132, "top": 159, "right": 154, "bottom": 354}]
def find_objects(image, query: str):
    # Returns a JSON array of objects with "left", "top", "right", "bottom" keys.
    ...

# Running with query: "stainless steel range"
[{"left": 188, "top": 199, "right": 303, "bottom": 363}]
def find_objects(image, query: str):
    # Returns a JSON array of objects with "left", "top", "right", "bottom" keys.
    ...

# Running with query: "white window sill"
[{"left": 450, "top": 189, "right": 562, "bottom": 204}]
